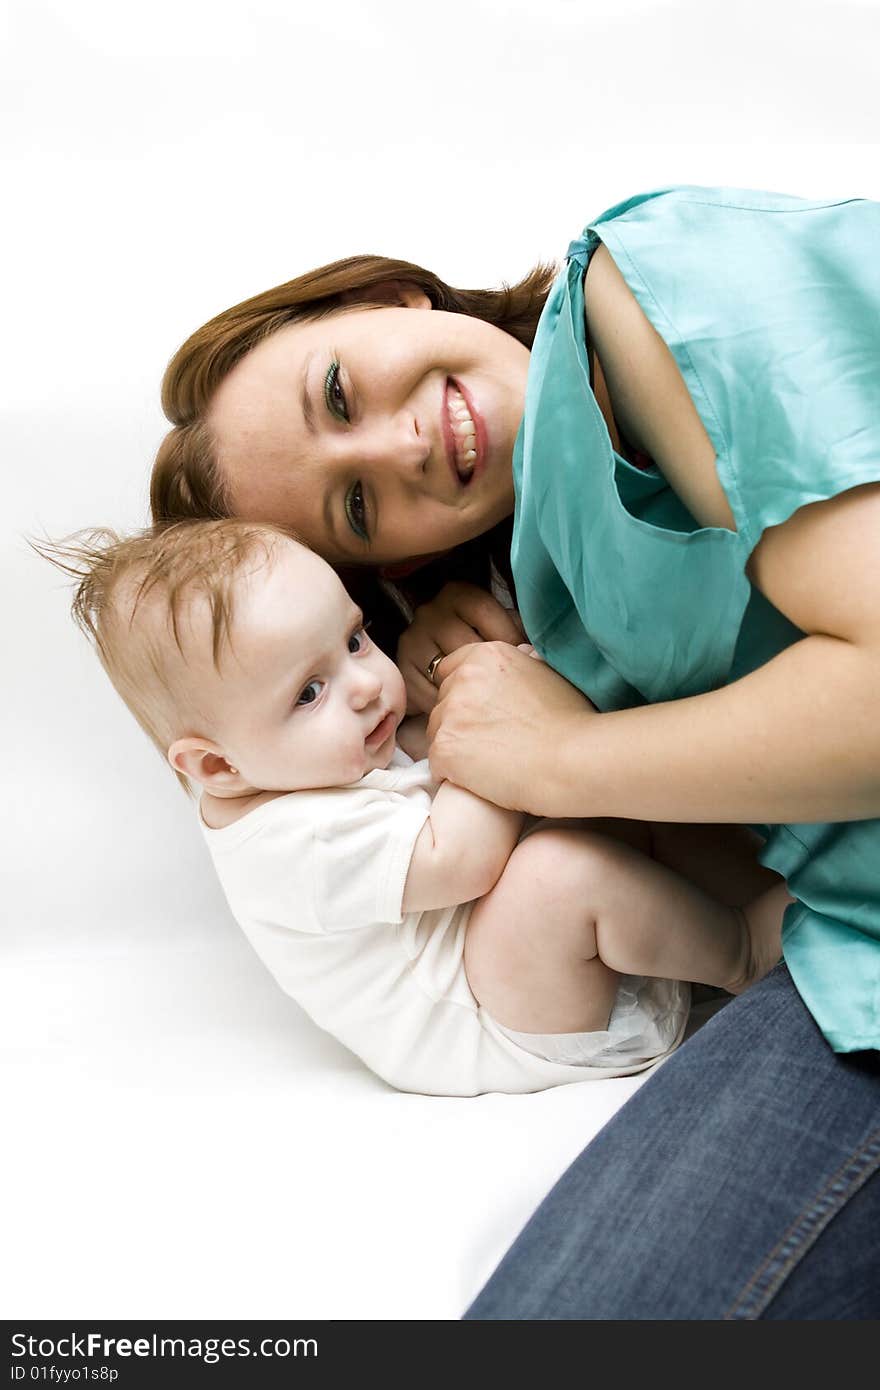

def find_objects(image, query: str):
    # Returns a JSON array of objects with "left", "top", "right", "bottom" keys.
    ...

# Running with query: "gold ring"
[{"left": 425, "top": 650, "right": 444, "bottom": 683}]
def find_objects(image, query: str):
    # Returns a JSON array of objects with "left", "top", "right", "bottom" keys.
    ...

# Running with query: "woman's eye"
[
  {"left": 323, "top": 360, "right": 349, "bottom": 422},
  {"left": 295, "top": 679, "right": 325, "bottom": 707},
  {"left": 345, "top": 482, "right": 369, "bottom": 541},
  {"left": 348, "top": 626, "right": 370, "bottom": 655}
]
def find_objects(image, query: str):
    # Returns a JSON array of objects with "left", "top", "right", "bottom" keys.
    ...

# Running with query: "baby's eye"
[
  {"left": 348, "top": 626, "right": 370, "bottom": 654},
  {"left": 295, "top": 679, "right": 325, "bottom": 706}
]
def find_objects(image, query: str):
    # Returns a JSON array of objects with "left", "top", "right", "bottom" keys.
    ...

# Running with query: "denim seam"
[{"left": 723, "top": 1126, "right": 880, "bottom": 1319}]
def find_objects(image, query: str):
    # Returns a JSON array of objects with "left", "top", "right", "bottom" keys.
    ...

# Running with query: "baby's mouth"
[{"left": 365, "top": 711, "right": 396, "bottom": 751}]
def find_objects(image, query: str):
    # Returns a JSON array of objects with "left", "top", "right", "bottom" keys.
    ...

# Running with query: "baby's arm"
[{"left": 402, "top": 783, "right": 524, "bottom": 914}]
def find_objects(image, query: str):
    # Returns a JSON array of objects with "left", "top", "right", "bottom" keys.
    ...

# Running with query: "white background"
[{"left": 4, "top": 0, "right": 880, "bottom": 1321}]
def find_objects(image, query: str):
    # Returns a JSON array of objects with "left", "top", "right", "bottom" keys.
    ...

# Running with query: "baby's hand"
[{"left": 518, "top": 643, "right": 543, "bottom": 661}]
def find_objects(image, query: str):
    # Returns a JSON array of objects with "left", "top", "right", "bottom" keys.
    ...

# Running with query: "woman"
[{"left": 152, "top": 185, "right": 880, "bottom": 1318}]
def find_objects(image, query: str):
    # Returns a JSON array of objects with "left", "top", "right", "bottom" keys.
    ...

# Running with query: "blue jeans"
[{"left": 464, "top": 964, "right": 880, "bottom": 1319}]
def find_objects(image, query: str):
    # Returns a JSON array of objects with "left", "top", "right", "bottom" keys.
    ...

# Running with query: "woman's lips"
[
  {"left": 365, "top": 711, "right": 397, "bottom": 751},
  {"left": 443, "top": 378, "right": 487, "bottom": 490}
]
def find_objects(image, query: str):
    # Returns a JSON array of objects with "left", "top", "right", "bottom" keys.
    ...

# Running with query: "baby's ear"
[
  {"left": 338, "top": 280, "right": 432, "bottom": 311},
  {"left": 167, "top": 737, "right": 244, "bottom": 791}
]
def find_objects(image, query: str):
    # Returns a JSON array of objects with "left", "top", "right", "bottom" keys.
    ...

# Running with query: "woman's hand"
[
  {"left": 396, "top": 581, "right": 525, "bottom": 714},
  {"left": 395, "top": 714, "right": 429, "bottom": 763},
  {"left": 427, "top": 641, "right": 597, "bottom": 814}
]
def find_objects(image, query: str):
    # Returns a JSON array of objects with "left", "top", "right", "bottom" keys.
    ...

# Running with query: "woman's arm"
[{"left": 428, "top": 484, "right": 880, "bottom": 824}]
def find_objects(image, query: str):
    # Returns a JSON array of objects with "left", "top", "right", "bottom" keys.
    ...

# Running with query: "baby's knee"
[
  {"left": 465, "top": 830, "right": 593, "bottom": 971},
  {"left": 514, "top": 825, "right": 629, "bottom": 903},
  {"left": 464, "top": 828, "right": 622, "bottom": 1027}
]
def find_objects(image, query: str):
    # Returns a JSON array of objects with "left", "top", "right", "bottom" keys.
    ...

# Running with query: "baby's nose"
[{"left": 351, "top": 667, "right": 383, "bottom": 708}]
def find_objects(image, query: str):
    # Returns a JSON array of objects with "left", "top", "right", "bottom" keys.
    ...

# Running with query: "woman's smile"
[{"left": 444, "top": 378, "right": 487, "bottom": 488}]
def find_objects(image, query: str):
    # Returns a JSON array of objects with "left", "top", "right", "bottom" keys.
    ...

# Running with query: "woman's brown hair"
[{"left": 151, "top": 252, "right": 558, "bottom": 531}]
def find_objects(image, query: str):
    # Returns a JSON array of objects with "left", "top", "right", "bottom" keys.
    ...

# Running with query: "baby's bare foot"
[
  {"left": 721, "top": 906, "right": 756, "bottom": 995},
  {"left": 724, "top": 885, "right": 791, "bottom": 994}
]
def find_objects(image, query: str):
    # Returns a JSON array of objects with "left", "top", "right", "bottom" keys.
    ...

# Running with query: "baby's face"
[{"left": 202, "top": 539, "right": 407, "bottom": 790}]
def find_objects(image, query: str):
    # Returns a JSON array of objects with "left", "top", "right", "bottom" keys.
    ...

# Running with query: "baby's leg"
[{"left": 464, "top": 827, "right": 791, "bottom": 1034}]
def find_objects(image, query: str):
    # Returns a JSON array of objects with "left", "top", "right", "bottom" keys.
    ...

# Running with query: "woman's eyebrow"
[{"left": 301, "top": 350, "right": 317, "bottom": 436}]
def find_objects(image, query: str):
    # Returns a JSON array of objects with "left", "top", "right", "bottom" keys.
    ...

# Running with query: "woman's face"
[{"left": 207, "top": 289, "right": 530, "bottom": 566}]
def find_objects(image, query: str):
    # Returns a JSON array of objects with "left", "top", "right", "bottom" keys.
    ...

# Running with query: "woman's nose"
[{"left": 340, "top": 413, "right": 430, "bottom": 478}]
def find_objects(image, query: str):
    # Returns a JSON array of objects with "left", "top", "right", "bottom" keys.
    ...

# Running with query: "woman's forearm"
[{"left": 552, "top": 633, "right": 880, "bottom": 824}]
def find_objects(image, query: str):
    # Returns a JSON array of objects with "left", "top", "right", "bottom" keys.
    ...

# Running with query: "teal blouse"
[{"left": 511, "top": 186, "right": 880, "bottom": 1052}]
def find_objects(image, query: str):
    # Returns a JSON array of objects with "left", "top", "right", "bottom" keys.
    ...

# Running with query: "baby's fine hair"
[{"left": 37, "top": 518, "right": 302, "bottom": 794}]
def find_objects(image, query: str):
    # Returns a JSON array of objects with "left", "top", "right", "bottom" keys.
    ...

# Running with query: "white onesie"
[{"left": 200, "top": 748, "right": 689, "bottom": 1096}]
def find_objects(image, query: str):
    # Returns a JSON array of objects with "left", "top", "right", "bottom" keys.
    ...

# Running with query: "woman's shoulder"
[
  {"left": 583, "top": 244, "right": 736, "bottom": 532},
  {"left": 580, "top": 187, "right": 880, "bottom": 541}
]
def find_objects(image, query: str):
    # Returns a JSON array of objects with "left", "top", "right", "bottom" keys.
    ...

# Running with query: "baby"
[{"left": 50, "top": 518, "right": 792, "bottom": 1096}]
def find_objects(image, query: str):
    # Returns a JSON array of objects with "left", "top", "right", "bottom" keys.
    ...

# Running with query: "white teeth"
[{"left": 447, "top": 384, "right": 477, "bottom": 477}]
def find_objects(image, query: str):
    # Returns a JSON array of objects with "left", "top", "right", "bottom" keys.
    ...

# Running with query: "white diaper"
[{"left": 492, "top": 974, "right": 689, "bottom": 1070}]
